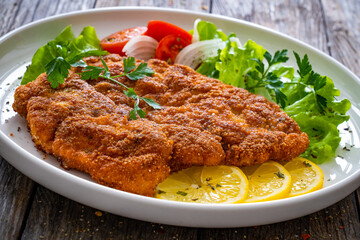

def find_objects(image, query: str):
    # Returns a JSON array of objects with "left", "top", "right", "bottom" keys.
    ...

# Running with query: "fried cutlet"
[
  {"left": 13, "top": 54, "right": 309, "bottom": 196},
  {"left": 13, "top": 71, "right": 224, "bottom": 196}
]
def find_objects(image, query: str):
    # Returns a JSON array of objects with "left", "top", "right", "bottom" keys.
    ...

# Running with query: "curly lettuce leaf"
[
  {"left": 195, "top": 20, "right": 228, "bottom": 41},
  {"left": 216, "top": 39, "right": 266, "bottom": 89},
  {"left": 22, "top": 26, "right": 75, "bottom": 84},
  {"left": 284, "top": 75, "right": 351, "bottom": 163},
  {"left": 291, "top": 113, "right": 343, "bottom": 163},
  {"left": 196, "top": 55, "right": 220, "bottom": 78},
  {"left": 22, "top": 25, "right": 106, "bottom": 85}
]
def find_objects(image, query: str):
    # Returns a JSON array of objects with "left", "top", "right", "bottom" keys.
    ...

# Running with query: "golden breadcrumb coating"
[{"left": 13, "top": 54, "right": 309, "bottom": 196}]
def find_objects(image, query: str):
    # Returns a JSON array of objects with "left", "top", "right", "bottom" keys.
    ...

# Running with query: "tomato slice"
[
  {"left": 100, "top": 26, "right": 147, "bottom": 56},
  {"left": 144, "top": 20, "right": 192, "bottom": 42},
  {"left": 155, "top": 34, "right": 191, "bottom": 64}
]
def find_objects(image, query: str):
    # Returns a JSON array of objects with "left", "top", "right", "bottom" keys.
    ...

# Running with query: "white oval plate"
[{"left": 0, "top": 7, "right": 359, "bottom": 228}]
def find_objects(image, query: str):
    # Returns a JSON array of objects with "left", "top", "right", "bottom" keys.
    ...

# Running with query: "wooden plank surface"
[
  {"left": 213, "top": 0, "right": 328, "bottom": 51},
  {"left": 0, "top": 0, "right": 359, "bottom": 239}
]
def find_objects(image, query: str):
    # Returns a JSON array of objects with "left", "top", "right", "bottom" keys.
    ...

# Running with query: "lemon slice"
[
  {"left": 155, "top": 166, "right": 249, "bottom": 203},
  {"left": 283, "top": 157, "right": 324, "bottom": 197},
  {"left": 243, "top": 161, "right": 292, "bottom": 203}
]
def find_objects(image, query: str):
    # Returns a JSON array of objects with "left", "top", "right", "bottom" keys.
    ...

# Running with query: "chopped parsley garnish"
[
  {"left": 207, "top": 183, "right": 216, "bottom": 190},
  {"left": 303, "top": 161, "right": 312, "bottom": 167},
  {"left": 342, "top": 146, "right": 351, "bottom": 151},
  {"left": 275, "top": 171, "right": 285, "bottom": 178},
  {"left": 157, "top": 190, "right": 166, "bottom": 195},
  {"left": 176, "top": 191, "right": 188, "bottom": 196}
]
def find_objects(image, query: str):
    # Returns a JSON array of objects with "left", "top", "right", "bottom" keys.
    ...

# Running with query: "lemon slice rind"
[
  {"left": 155, "top": 166, "right": 249, "bottom": 204},
  {"left": 283, "top": 157, "right": 324, "bottom": 198},
  {"left": 244, "top": 161, "right": 292, "bottom": 203}
]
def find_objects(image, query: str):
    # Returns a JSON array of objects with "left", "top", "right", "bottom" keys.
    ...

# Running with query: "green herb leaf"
[
  {"left": 79, "top": 65, "right": 106, "bottom": 80},
  {"left": 71, "top": 59, "right": 88, "bottom": 67},
  {"left": 129, "top": 102, "right": 146, "bottom": 120},
  {"left": 140, "top": 97, "right": 162, "bottom": 110},
  {"left": 176, "top": 191, "right": 188, "bottom": 196},
  {"left": 157, "top": 190, "right": 166, "bottom": 194},
  {"left": 303, "top": 161, "right": 312, "bottom": 167},
  {"left": 314, "top": 75, "right": 327, "bottom": 91},
  {"left": 316, "top": 94, "right": 327, "bottom": 111},
  {"left": 294, "top": 51, "right": 312, "bottom": 77},
  {"left": 45, "top": 57, "right": 71, "bottom": 88},
  {"left": 275, "top": 171, "right": 285, "bottom": 178},
  {"left": 126, "top": 62, "right": 155, "bottom": 80},
  {"left": 22, "top": 25, "right": 106, "bottom": 86},
  {"left": 123, "top": 88, "right": 138, "bottom": 99},
  {"left": 271, "top": 49, "right": 289, "bottom": 65},
  {"left": 123, "top": 56, "right": 137, "bottom": 73},
  {"left": 79, "top": 57, "right": 160, "bottom": 120}
]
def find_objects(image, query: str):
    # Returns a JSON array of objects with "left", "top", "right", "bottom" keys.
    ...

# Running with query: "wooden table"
[{"left": 1, "top": 0, "right": 359, "bottom": 239}]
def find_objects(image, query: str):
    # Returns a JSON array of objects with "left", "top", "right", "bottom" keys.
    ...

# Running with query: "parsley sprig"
[
  {"left": 43, "top": 38, "right": 107, "bottom": 88},
  {"left": 246, "top": 50, "right": 328, "bottom": 111},
  {"left": 293, "top": 52, "right": 327, "bottom": 112},
  {"left": 246, "top": 50, "right": 289, "bottom": 108},
  {"left": 79, "top": 57, "right": 161, "bottom": 120}
]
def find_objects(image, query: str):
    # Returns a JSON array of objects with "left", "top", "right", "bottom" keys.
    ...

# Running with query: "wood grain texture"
[
  {"left": 198, "top": 194, "right": 360, "bottom": 240},
  {"left": 0, "top": 0, "right": 22, "bottom": 37},
  {"left": 0, "top": 0, "right": 96, "bottom": 36},
  {"left": 95, "top": 0, "right": 211, "bottom": 11},
  {"left": 212, "top": 0, "right": 328, "bottom": 52},
  {"left": 0, "top": 158, "right": 36, "bottom": 239},
  {"left": 22, "top": 186, "right": 198, "bottom": 239},
  {"left": 0, "top": 0, "right": 359, "bottom": 239},
  {"left": 321, "top": 0, "right": 360, "bottom": 77}
]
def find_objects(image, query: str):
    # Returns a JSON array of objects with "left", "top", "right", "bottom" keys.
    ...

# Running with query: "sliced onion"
[
  {"left": 191, "top": 18, "right": 201, "bottom": 43},
  {"left": 175, "top": 39, "right": 226, "bottom": 69},
  {"left": 229, "top": 36, "right": 241, "bottom": 47},
  {"left": 122, "top": 36, "right": 158, "bottom": 61}
]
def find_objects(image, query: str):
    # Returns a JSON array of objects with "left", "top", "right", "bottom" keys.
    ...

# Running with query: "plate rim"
[{"left": 0, "top": 6, "right": 359, "bottom": 227}]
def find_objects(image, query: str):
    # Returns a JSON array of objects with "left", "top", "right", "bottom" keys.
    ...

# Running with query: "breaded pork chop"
[
  {"left": 82, "top": 55, "right": 309, "bottom": 167},
  {"left": 13, "top": 71, "right": 224, "bottom": 196},
  {"left": 13, "top": 55, "right": 309, "bottom": 196},
  {"left": 14, "top": 72, "right": 130, "bottom": 153},
  {"left": 53, "top": 114, "right": 173, "bottom": 196}
]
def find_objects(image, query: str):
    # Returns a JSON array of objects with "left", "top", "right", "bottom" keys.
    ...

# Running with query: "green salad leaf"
[
  {"left": 284, "top": 54, "right": 351, "bottom": 163},
  {"left": 22, "top": 25, "right": 107, "bottom": 87},
  {"left": 195, "top": 20, "right": 228, "bottom": 41}
]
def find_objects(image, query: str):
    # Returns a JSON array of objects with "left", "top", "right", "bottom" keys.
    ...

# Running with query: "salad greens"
[
  {"left": 22, "top": 26, "right": 107, "bottom": 88},
  {"left": 194, "top": 20, "right": 351, "bottom": 163},
  {"left": 192, "top": 20, "right": 228, "bottom": 41}
]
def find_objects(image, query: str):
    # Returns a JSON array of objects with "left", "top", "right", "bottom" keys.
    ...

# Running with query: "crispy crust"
[{"left": 13, "top": 54, "right": 309, "bottom": 196}]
